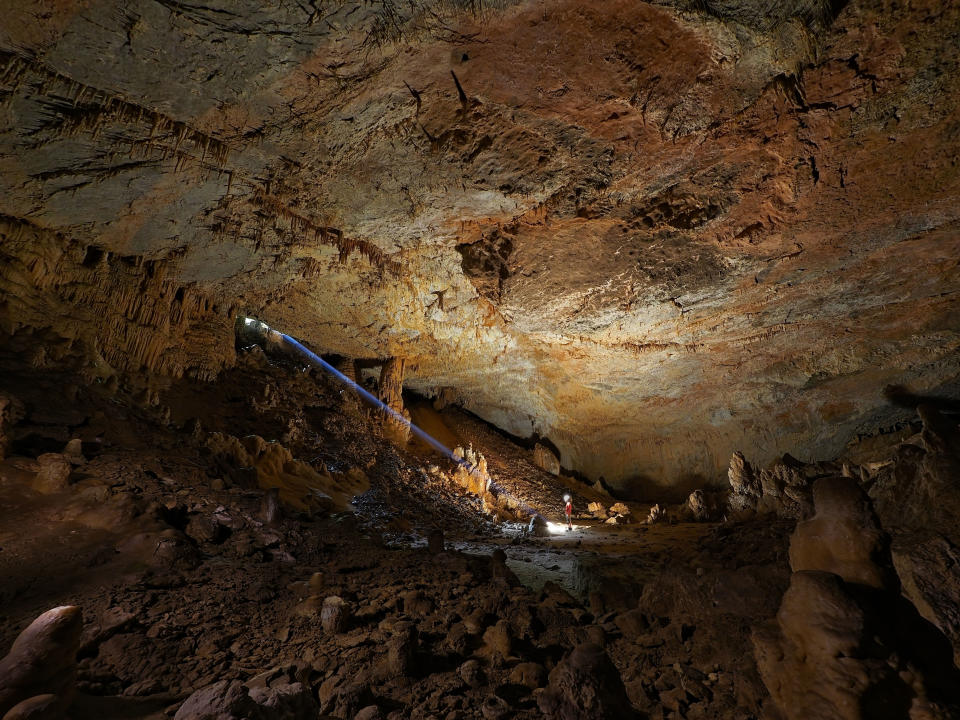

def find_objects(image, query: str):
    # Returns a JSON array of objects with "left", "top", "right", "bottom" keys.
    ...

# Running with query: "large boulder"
[
  {"left": 536, "top": 643, "right": 636, "bottom": 719},
  {"left": 0, "top": 606, "right": 82, "bottom": 718}
]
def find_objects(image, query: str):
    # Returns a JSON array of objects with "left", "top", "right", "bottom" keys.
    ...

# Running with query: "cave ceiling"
[{"left": 1, "top": 0, "right": 959, "bottom": 492}]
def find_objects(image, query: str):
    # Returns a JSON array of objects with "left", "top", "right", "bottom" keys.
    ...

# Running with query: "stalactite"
[{"left": 0, "top": 214, "right": 234, "bottom": 383}]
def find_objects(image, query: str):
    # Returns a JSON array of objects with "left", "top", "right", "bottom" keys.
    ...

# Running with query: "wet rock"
[
  {"left": 789, "top": 477, "right": 895, "bottom": 590},
  {"left": 321, "top": 596, "right": 352, "bottom": 633},
  {"left": 536, "top": 643, "right": 636, "bottom": 719},
  {"left": 533, "top": 444, "right": 561, "bottom": 475},
  {"left": 0, "top": 606, "right": 82, "bottom": 718},
  {"left": 30, "top": 454, "right": 71, "bottom": 494}
]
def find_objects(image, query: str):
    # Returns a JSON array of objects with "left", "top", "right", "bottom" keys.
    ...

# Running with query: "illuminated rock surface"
[
  {"left": 2, "top": 2, "right": 960, "bottom": 718},
  {"left": 2, "top": 0, "right": 958, "bottom": 491}
]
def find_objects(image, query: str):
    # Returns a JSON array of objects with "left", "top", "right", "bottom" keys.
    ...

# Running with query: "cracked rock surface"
[{"left": 2, "top": 0, "right": 959, "bottom": 492}]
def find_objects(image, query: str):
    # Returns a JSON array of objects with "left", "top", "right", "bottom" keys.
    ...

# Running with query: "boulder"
[
  {"left": 174, "top": 680, "right": 263, "bottom": 720},
  {"left": 608, "top": 502, "right": 630, "bottom": 517},
  {"left": 536, "top": 643, "right": 636, "bottom": 719},
  {"left": 458, "top": 659, "right": 484, "bottom": 689},
  {"left": 30, "top": 454, "right": 71, "bottom": 494},
  {"left": 321, "top": 596, "right": 351, "bottom": 634},
  {"left": 509, "top": 662, "right": 547, "bottom": 689},
  {"left": 61, "top": 439, "right": 86, "bottom": 465},
  {"left": 247, "top": 680, "right": 318, "bottom": 719},
  {"left": 386, "top": 622, "right": 417, "bottom": 677},
  {"left": 479, "top": 620, "right": 512, "bottom": 661},
  {"left": 0, "top": 606, "right": 82, "bottom": 718}
]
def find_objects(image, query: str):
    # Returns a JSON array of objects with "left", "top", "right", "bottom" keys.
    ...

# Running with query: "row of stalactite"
[
  {"left": 0, "top": 214, "right": 235, "bottom": 382},
  {"left": 249, "top": 190, "right": 402, "bottom": 274}
]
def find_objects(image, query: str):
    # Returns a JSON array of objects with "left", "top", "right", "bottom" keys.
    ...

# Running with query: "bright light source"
[
  {"left": 244, "top": 317, "right": 256, "bottom": 326},
  {"left": 546, "top": 521, "right": 581, "bottom": 534}
]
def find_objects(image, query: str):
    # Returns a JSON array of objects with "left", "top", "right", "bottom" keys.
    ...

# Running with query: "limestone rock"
[
  {"left": 892, "top": 533, "right": 960, "bottom": 668},
  {"left": 458, "top": 659, "right": 484, "bottom": 689},
  {"left": 247, "top": 680, "right": 318, "bottom": 719},
  {"left": 536, "top": 643, "right": 636, "bottom": 719},
  {"left": 479, "top": 620, "right": 512, "bottom": 661},
  {"left": 533, "top": 444, "right": 561, "bottom": 475},
  {"left": 321, "top": 596, "right": 351, "bottom": 634},
  {"left": 386, "top": 622, "right": 417, "bottom": 677},
  {"left": 727, "top": 451, "right": 758, "bottom": 512},
  {"left": 789, "top": 477, "right": 895, "bottom": 590},
  {"left": 528, "top": 514, "right": 550, "bottom": 537},
  {"left": 509, "top": 662, "right": 547, "bottom": 689},
  {"left": 645, "top": 504, "right": 665, "bottom": 524},
  {"left": 61, "top": 438, "right": 85, "bottom": 465},
  {"left": 2, "top": 695, "right": 60, "bottom": 720},
  {"left": 30, "top": 454, "right": 71, "bottom": 494},
  {"left": 0, "top": 606, "right": 82, "bottom": 718}
]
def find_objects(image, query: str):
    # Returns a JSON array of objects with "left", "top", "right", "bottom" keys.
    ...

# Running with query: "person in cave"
[{"left": 564, "top": 494, "right": 573, "bottom": 531}]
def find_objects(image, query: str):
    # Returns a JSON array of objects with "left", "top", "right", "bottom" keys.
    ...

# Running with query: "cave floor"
[{"left": 0, "top": 356, "right": 792, "bottom": 719}]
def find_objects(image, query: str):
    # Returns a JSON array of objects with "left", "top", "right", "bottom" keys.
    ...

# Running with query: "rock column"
[{"left": 378, "top": 357, "right": 411, "bottom": 444}]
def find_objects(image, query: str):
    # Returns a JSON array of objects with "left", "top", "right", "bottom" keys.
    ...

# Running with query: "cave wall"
[{"left": 1, "top": 0, "right": 958, "bottom": 493}]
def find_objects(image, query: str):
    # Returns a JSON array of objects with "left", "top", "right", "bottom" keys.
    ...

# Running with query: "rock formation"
[
  {"left": 754, "top": 477, "right": 960, "bottom": 719},
  {"left": 0, "top": 606, "right": 82, "bottom": 718},
  {"left": 0, "top": 0, "right": 957, "bottom": 491}
]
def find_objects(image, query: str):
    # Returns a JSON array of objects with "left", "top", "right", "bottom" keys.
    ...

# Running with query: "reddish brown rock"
[{"left": 0, "top": 606, "right": 82, "bottom": 718}]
